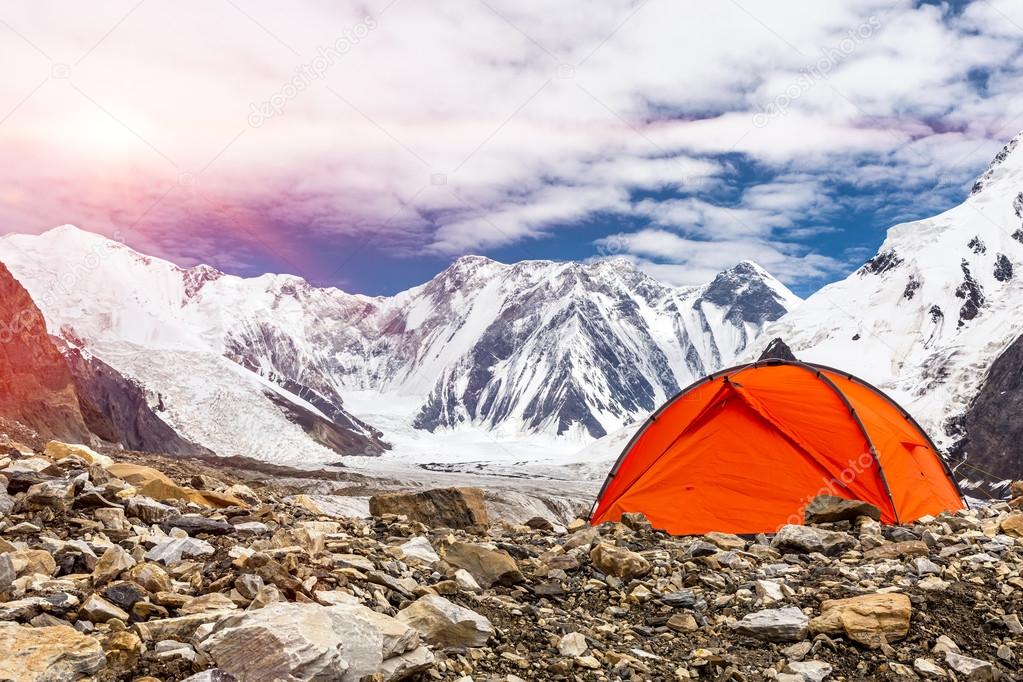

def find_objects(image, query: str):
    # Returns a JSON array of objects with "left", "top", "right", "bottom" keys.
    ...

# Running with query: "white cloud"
[{"left": 0, "top": 0, "right": 1019, "bottom": 287}]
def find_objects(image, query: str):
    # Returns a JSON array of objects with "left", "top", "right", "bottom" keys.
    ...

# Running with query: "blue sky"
[{"left": 1, "top": 0, "right": 1021, "bottom": 297}]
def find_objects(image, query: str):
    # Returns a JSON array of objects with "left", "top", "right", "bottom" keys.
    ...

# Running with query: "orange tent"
[{"left": 590, "top": 360, "right": 965, "bottom": 535}]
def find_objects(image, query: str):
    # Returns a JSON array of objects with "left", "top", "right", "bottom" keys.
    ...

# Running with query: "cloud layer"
[{"left": 0, "top": 0, "right": 1021, "bottom": 290}]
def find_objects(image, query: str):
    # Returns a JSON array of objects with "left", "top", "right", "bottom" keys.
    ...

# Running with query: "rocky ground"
[{"left": 1, "top": 429, "right": 1022, "bottom": 682}]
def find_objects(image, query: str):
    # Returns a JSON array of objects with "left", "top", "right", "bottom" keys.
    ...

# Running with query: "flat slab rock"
[
  {"left": 731, "top": 606, "right": 809, "bottom": 642},
  {"left": 197, "top": 600, "right": 433, "bottom": 682},
  {"left": 0, "top": 621, "right": 106, "bottom": 681}
]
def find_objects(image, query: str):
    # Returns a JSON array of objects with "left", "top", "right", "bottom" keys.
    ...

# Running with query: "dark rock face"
[
  {"left": 967, "top": 236, "right": 987, "bottom": 254},
  {"left": 994, "top": 254, "right": 1013, "bottom": 282},
  {"left": 368, "top": 487, "right": 489, "bottom": 529},
  {"left": 57, "top": 342, "right": 210, "bottom": 457},
  {"left": 0, "top": 263, "right": 94, "bottom": 442},
  {"left": 970, "top": 134, "right": 1021, "bottom": 195},
  {"left": 263, "top": 392, "right": 387, "bottom": 456},
  {"left": 758, "top": 338, "right": 797, "bottom": 362},
  {"left": 949, "top": 333, "right": 1023, "bottom": 487},
  {"left": 903, "top": 275, "right": 921, "bottom": 300},
  {"left": 954, "top": 260, "right": 985, "bottom": 327},
  {"left": 859, "top": 249, "right": 903, "bottom": 276},
  {"left": 698, "top": 262, "right": 791, "bottom": 326}
]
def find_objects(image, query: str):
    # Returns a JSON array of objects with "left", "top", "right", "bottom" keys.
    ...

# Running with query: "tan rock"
[
  {"left": 704, "top": 532, "right": 746, "bottom": 551},
  {"left": 589, "top": 542, "right": 650, "bottom": 580},
  {"left": 80, "top": 593, "right": 130, "bottom": 624},
  {"left": 397, "top": 594, "right": 494, "bottom": 647},
  {"left": 0, "top": 622, "right": 106, "bottom": 681},
  {"left": 92, "top": 545, "right": 136, "bottom": 585},
  {"left": 107, "top": 462, "right": 244, "bottom": 509},
  {"left": 102, "top": 630, "right": 143, "bottom": 672},
  {"left": 124, "top": 562, "right": 172, "bottom": 593},
  {"left": 7, "top": 549, "right": 57, "bottom": 577},
  {"left": 43, "top": 440, "right": 114, "bottom": 468},
  {"left": 809, "top": 593, "right": 911, "bottom": 648},
  {"left": 443, "top": 542, "right": 524, "bottom": 588},
  {"left": 1000, "top": 511, "right": 1023, "bottom": 538}
]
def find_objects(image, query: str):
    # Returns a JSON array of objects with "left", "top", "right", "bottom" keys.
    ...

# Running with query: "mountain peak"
[{"left": 970, "top": 130, "right": 1023, "bottom": 196}]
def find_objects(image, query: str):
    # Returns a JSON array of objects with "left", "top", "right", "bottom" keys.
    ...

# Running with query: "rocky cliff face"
[
  {"left": 948, "top": 332, "right": 1023, "bottom": 491},
  {"left": 0, "top": 262, "right": 95, "bottom": 442},
  {"left": 56, "top": 339, "right": 211, "bottom": 457}
]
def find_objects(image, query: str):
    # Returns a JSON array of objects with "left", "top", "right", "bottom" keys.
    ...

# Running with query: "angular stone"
[
  {"left": 397, "top": 594, "right": 494, "bottom": 647},
  {"left": 44, "top": 440, "right": 114, "bottom": 468},
  {"left": 198, "top": 601, "right": 432, "bottom": 682},
  {"left": 7, "top": 549, "right": 57, "bottom": 577},
  {"left": 1001, "top": 511, "right": 1023, "bottom": 538},
  {"left": 558, "top": 631, "right": 588, "bottom": 656},
  {"left": 443, "top": 542, "right": 524, "bottom": 587},
  {"left": 399, "top": 537, "right": 439, "bottom": 565},
  {"left": 102, "top": 581, "right": 149, "bottom": 610},
  {"left": 145, "top": 537, "right": 215, "bottom": 564},
  {"left": 704, "top": 532, "right": 746, "bottom": 551},
  {"left": 80, "top": 593, "right": 130, "bottom": 624},
  {"left": 23, "top": 479, "right": 75, "bottom": 511},
  {"left": 914, "top": 658, "right": 948, "bottom": 679},
  {"left": 804, "top": 494, "right": 881, "bottom": 524},
  {"left": 160, "top": 515, "right": 233, "bottom": 536},
  {"left": 94, "top": 507, "right": 129, "bottom": 531},
  {"left": 126, "top": 495, "right": 179, "bottom": 523},
  {"left": 731, "top": 606, "right": 809, "bottom": 642},
  {"left": 369, "top": 487, "right": 489, "bottom": 529},
  {"left": 809, "top": 593, "right": 911, "bottom": 648},
  {"left": 589, "top": 542, "right": 650, "bottom": 580},
  {"left": 944, "top": 652, "right": 994, "bottom": 681},
  {"left": 125, "top": 562, "right": 172, "bottom": 593},
  {"left": 784, "top": 660, "right": 833, "bottom": 682},
  {"left": 0, "top": 622, "right": 106, "bottom": 681},
  {"left": 92, "top": 545, "right": 137, "bottom": 585},
  {"left": 620, "top": 511, "right": 653, "bottom": 532},
  {"left": 134, "top": 612, "right": 231, "bottom": 643},
  {"left": 772, "top": 525, "right": 855, "bottom": 556}
]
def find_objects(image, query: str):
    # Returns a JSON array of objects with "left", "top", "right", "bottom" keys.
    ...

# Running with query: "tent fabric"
[{"left": 589, "top": 360, "right": 965, "bottom": 535}]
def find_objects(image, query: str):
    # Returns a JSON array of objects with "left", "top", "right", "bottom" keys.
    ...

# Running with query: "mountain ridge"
[{"left": 0, "top": 226, "right": 799, "bottom": 461}]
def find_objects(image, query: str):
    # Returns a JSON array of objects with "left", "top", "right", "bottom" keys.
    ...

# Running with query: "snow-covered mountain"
[
  {"left": 755, "top": 130, "right": 1023, "bottom": 489},
  {"left": 0, "top": 227, "right": 798, "bottom": 462}
]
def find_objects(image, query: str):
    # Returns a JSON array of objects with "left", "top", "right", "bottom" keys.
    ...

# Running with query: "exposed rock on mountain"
[
  {"left": 948, "top": 333, "right": 1023, "bottom": 488},
  {"left": 0, "top": 229, "right": 798, "bottom": 462},
  {"left": 56, "top": 338, "right": 209, "bottom": 457},
  {"left": 758, "top": 338, "right": 797, "bottom": 362},
  {"left": 0, "top": 262, "right": 95, "bottom": 442}
]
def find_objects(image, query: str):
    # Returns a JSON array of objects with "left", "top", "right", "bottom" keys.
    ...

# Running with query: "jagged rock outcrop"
[
  {"left": 0, "top": 262, "right": 95, "bottom": 442},
  {"left": 949, "top": 332, "right": 1023, "bottom": 488},
  {"left": 57, "top": 340, "right": 209, "bottom": 457},
  {"left": 758, "top": 338, "right": 797, "bottom": 362}
]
